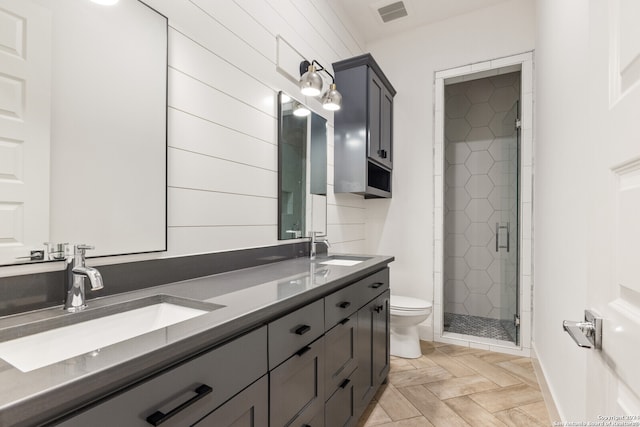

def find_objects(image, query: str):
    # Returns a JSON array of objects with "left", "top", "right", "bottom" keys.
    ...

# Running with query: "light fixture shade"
[
  {"left": 322, "top": 84, "right": 342, "bottom": 111},
  {"left": 293, "top": 103, "right": 311, "bottom": 117},
  {"left": 300, "top": 65, "right": 323, "bottom": 97}
]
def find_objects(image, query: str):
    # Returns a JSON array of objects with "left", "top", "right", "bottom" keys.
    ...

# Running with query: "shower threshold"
[{"left": 444, "top": 312, "right": 516, "bottom": 343}]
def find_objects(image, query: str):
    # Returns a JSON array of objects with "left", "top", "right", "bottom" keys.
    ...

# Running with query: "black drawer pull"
[
  {"left": 339, "top": 318, "right": 350, "bottom": 325},
  {"left": 296, "top": 346, "right": 312, "bottom": 357},
  {"left": 294, "top": 324, "right": 311, "bottom": 335},
  {"left": 369, "top": 282, "right": 384, "bottom": 289},
  {"left": 339, "top": 378, "right": 351, "bottom": 389},
  {"left": 146, "top": 384, "right": 212, "bottom": 426},
  {"left": 374, "top": 305, "right": 384, "bottom": 313},
  {"left": 338, "top": 301, "right": 351, "bottom": 309}
]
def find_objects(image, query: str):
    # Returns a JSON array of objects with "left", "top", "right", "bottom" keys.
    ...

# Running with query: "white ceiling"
[{"left": 330, "top": 0, "right": 512, "bottom": 44}]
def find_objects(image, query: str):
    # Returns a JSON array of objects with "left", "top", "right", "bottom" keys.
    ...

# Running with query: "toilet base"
[{"left": 390, "top": 325, "right": 422, "bottom": 359}]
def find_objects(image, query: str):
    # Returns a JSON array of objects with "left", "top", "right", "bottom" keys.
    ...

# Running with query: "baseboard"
[{"left": 530, "top": 342, "right": 563, "bottom": 423}]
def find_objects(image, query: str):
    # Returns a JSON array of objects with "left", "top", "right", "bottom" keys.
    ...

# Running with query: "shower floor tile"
[{"left": 444, "top": 312, "right": 516, "bottom": 342}]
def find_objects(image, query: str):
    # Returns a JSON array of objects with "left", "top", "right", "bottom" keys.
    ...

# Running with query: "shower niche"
[{"left": 442, "top": 71, "right": 521, "bottom": 344}]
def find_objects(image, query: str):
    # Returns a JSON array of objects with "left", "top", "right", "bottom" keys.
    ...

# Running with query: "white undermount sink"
[
  {"left": 0, "top": 295, "right": 222, "bottom": 373},
  {"left": 318, "top": 256, "right": 371, "bottom": 267}
]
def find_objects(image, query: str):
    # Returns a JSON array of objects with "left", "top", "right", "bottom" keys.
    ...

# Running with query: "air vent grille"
[{"left": 377, "top": 1, "right": 408, "bottom": 23}]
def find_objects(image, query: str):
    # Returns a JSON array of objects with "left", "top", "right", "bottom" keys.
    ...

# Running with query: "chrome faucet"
[
  {"left": 309, "top": 231, "right": 330, "bottom": 260},
  {"left": 64, "top": 244, "right": 104, "bottom": 312}
]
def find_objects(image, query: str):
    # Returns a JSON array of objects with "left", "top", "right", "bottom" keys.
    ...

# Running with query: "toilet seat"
[{"left": 390, "top": 295, "right": 432, "bottom": 311}]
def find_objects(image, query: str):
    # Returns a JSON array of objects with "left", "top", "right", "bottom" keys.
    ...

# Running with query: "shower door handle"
[{"left": 495, "top": 222, "right": 510, "bottom": 252}]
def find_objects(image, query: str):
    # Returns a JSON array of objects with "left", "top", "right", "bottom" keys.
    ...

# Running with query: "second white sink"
[{"left": 0, "top": 297, "right": 219, "bottom": 372}]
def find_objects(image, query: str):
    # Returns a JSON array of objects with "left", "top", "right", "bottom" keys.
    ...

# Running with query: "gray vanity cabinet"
[
  {"left": 194, "top": 375, "right": 268, "bottom": 426},
  {"left": 333, "top": 53, "right": 396, "bottom": 198},
  {"left": 354, "top": 290, "right": 391, "bottom": 417},
  {"left": 56, "top": 327, "right": 268, "bottom": 427}
]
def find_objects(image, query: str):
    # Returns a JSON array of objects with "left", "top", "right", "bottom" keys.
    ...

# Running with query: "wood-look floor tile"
[
  {"left": 398, "top": 385, "right": 471, "bottom": 427},
  {"left": 357, "top": 401, "right": 393, "bottom": 427},
  {"left": 423, "top": 350, "right": 476, "bottom": 377},
  {"left": 494, "top": 407, "right": 549, "bottom": 427},
  {"left": 388, "top": 365, "right": 453, "bottom": 388},
  {"left": 518, "top": 400, "right": 551, "bottom": 424},
  {"left": 476, "top": 352, "right": 522, "bottom": 364},
  {"left": 437, "top": 344, "right": 485, "bottom": 357},
  {"left": 391, "top": 356, "right": 420, "bottom": 372},
  {"left": 407, "top": 355, "right": 439, "bottom": 370},
  {"left": 374, "top": 416, "right": 435, "bottom": 427},
  {"left": 376, "top": 383, "right": 421, "bottom": 421},
  {"left": 468, "top": 384, "right": 543, "bottom": 413},
  {"left": 456, "top": 355, "right": 522, "bottom": 387},
  {"left": 425, "top": 375, "right": 500, "bottom": 400},
  {"left": 444, "top": 395, "right": 509, "bottom": 427},
  {"left": 497, "top": 360, "right": 540, "bottom": 389},
  {"left": 420, "top": 340, "right": 447, "bottom": 352}
]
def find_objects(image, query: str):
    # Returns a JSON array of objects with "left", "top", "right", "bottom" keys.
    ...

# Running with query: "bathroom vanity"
[{"left": 0, "top": 254, "right": 392, "bottom": 427}]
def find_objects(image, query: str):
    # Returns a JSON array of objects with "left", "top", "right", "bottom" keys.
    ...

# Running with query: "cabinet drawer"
[
  {"left": 325, "top": 370, "right": 356, "bottom": 427},
  {"left": 324, "top": 284, "right": 360, "bottom": 329},
  {"left": 270, "top": 336, "right": 324, "bottom": 427},
  {"left": 353, "top": 268, "right": 389, "bottom": 308},
  {"left": 194, "top": 375, "right": 268, "bottom": 427},
  {"left": 268, "top": 299, "right": 324, "bottom": 369},
  {"left": 324, "top": 314, "right": 357, "bottom": 400},
  {"left": 58, "top": 327, "right": 267, "bottom": 427}
]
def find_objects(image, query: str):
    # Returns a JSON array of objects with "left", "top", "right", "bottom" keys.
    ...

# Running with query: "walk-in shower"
[{"left": 442, "top": 71, "right": 521, "bottom": 344}]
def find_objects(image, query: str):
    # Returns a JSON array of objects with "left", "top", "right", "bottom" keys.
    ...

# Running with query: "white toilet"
[{"left": 390, "top": 295, "right": 433, "bottom": 359}]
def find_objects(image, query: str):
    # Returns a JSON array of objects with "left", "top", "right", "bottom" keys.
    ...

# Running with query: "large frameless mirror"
[
  {"left": 277, "top": 92, "right": 327, "bottom": 240},
  {"left": 0, "top": 0, "right": 167, "bottom": 265}
]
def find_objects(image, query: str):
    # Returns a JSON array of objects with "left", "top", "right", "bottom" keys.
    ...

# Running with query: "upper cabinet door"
[
  {"left": 379, "top": 88, "right": 393, "bottom": 170},
  {"left": 368, "top": 72, "right": 382, "bottom": 164}
]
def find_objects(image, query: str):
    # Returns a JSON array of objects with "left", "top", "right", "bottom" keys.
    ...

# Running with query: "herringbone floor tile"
[{"left": 357, "top": 341, "right": 552, "bottom": 427}]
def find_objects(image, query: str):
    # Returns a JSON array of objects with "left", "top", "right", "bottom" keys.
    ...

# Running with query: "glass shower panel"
[{"left": 442, "top": 71, "right": 521, "bottom": 344}]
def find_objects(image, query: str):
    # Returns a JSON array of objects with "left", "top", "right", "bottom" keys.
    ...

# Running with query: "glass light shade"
[
  {"left": 322, "top": 84, "right": 342, "bottom": 111},
  {"left": 300, "top": 65, "right": 323, "bottom": 97},
  {"left": 293, "top": 103, "right": 311, "bottom": 117}
]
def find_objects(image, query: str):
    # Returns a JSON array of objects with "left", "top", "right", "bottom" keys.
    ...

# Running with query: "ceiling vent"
[{"left": 377, "top": 1, "right": 408, "bottom": 23}]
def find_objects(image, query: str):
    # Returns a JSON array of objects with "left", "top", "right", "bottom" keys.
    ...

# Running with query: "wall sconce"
[{"left": 299, "top": 60, "right": 342, "bottom": 111}]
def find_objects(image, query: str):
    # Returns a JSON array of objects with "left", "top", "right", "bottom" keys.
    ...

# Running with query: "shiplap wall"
[{"left": 140, "top": 0, "right": 368, "bottom": 257}]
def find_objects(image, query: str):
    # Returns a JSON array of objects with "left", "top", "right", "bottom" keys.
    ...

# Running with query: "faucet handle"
[{"left": 74, "top": 244, "right": 95, "bottom": 257}]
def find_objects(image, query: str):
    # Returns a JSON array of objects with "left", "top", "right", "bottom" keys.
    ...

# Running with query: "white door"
[
  {"left": 585, "top": 0, "right": 640, "bottom": 418},
  {"left": 0, "top": 0, "right": 51, "bottom": 263}
]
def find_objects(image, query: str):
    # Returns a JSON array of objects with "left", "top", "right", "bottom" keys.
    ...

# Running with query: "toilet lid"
[{"left": 390, "top": 295, "right": 431, "bottom": 310}]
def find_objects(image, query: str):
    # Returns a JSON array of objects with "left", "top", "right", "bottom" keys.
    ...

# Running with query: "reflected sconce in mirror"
[{"left": 299, "top": 60, "right": 342, "bottom": 111}]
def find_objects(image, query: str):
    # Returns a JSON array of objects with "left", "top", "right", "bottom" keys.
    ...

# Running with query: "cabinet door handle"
[
  {"left": 339, "top": 378, "right": 351, "bottom": 389},
  {"left": 339, "top": 318, "right": 350, "bottom": 325},
  {"left": 338, "top": 301, "right": 351, "bottom": 309},
  {"left": 294, "top": 324, "right": 311, "bottom": 335},
  {"left": 369, "top": 282, "right": 384, "bottom": 289},
  {"left": 146, "top": 384, "right": 212, "bottom": 426},
  {"left": 377, "top": 149, "right": 388, "bottom": 159},
  {"left": 296, "top": 346, "right": 312, "bottom": 357},
  {"left": 374, "top": 305, "right": 384, "bottom": 313}
]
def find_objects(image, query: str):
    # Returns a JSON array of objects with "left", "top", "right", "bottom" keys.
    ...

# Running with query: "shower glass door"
[{"left": 442, "top": 72, "right": 521, "bottom": 344}]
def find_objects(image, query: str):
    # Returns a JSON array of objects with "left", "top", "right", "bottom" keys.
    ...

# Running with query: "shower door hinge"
[
  {"left": 515, "top": 118, "right": 521, "bottom": 130},
  {"left": 514, "top": 314, "right": 520, "bottom": 327}
]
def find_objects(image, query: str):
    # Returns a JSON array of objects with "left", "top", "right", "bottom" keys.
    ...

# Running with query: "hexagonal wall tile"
[
  {"left": 464, "top": 269, "right": 493, "bottom": 293},
  {"left": 444, "top": 256, "right": 470, "bottom": 281},
  {"left": 445, "top": 118, "right": 471, "bottom": 142},
  {"left": 445, "top": 234, "right": 470, "bottom": 257},
  {"left": 463, "top": 293, "right": 493, "bottom": 317},
  {"left": 465, "top": 151, "right": 494, "bottom": 175},
  {"left": 465, "top": 103, "right": 495, "bottom": 128},
  {"left": 464, "top": 246, "right": 493, "bottom": 270},
  {"left": 488, "top": 138, "right": 512, "bottom": 161},
  {"left": 445, "top": 164, "right": 471, "bottom": 187},
  {"left": 490, "top": 72, "right": 518, "bottom": 88},
  {"left": 488, "top": 161, "right": 508, "bottom": 186},
  {"left": 444, "top": 302, "right": 468, "bottom": 315},
  {"left": 445, "top": 142, "right": 471, "bottom": 164},
  {"left": 465, "top": 199, "right": 494, "bottom": 222},
  {"left": 446, "top": 94, "right": 471, "bottom": 119},
  {"left": 487, "top": 258, "right": 503, "bottom": 282},
  {"left": 466, "top": 78, "right": 494, "bottom": 103},
  {"left": 487, "top": 284, "right": 502, "bottom": 307},
  {"left": 445, "top": 280, "right": 470, "bottom": 304},
  {"left": 464, "top": 222, "right": 493, "bottom": 246},
  {"left": 465, "top": 175, "right": 494, "bottom": 198},
  {"left": 488, "top": 186, "right": 508, "bottom": 210},
  {"left": 466, "top": 126, "right": 494, "bottom": 145},
  {"left": 489, "top": 111, "right": 516, "bottom": 137},
  {"left": 445, "top": 210, "right": 471, "bottom": 234},
  {"left": 489, "top": 86, "right": 517, "bottom": 112},
  {"left": 445, "top": 188, "right": 471, "bottom": 211}
]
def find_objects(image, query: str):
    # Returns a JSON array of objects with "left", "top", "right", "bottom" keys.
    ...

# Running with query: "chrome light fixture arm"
[{"left": 299, "top": 59, "right": 342, "bottom": 111}]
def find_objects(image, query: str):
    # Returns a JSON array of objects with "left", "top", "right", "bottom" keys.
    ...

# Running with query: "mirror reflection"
[
  {"left": 0, "top": 0, "right": 167, "bottom": 265},
  {"left": 278, "top": 92, "right": 327, "bottom": 240}
]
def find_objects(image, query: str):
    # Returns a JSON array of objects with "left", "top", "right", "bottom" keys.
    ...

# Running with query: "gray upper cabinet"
[{"left": 333, "top": 54, "right": 396, "bottom": 198}]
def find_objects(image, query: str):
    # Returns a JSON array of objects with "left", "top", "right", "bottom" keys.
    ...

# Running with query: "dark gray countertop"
[{"left": 0, "top": 253, "right": 393, "bottom": 427}]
